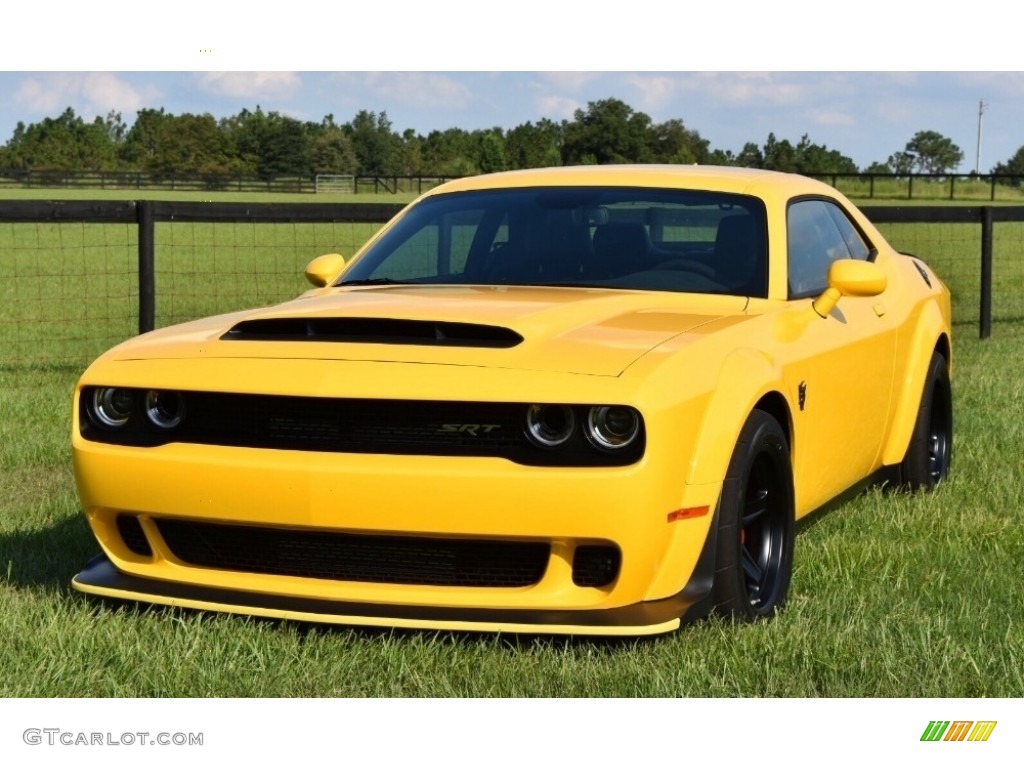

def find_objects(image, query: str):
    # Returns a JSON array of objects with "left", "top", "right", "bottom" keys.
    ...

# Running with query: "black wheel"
[
  {"left": 712, "top": 410, "right": 795, "bottom": 620},
  {"left": 899, "top": 351, "right": 952, "bottom": 491}
]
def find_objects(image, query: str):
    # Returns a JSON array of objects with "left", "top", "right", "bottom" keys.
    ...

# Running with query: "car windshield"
[{"left": 338, "top": 186, "right": 768, "bottom": 297}]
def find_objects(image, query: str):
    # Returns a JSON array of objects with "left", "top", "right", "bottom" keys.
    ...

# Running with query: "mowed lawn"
[{"left": 0, "top": 192, "right": 1022, "bottom": 696}]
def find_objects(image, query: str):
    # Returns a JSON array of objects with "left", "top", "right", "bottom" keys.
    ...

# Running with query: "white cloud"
[
  {"left": 681, "top": 72, "right": 809, "bottom": 107},
  {"left": 358, "top": 73, "right": 473, "bottom": 110},
  {"left": 539, "top": 72, "right": 602, "bottom": 92},
  {"left": 196, "top": 72, "right": 301, "bottom": 99},
  {"left": 622, "top": 74, "right": 679, "bottom": 113},
  {"left": 13, "top": 73, "right": 156, "bottom": 120},
  {"left": 533, "top": 93, "right": 581, "bottom": 121},
  {"left": 807, "top": 109, "right": 855, "bottom": 128}
]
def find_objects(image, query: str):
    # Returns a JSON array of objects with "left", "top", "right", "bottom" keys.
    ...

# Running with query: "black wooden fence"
[
  {"left": 0, "top": 170, "right": 451, "bottom": 196},
  {"left": 4, "top": 168, "right": 1024, "bottom": 201}
]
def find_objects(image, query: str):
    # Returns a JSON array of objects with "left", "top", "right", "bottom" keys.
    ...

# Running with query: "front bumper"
[{"left": 73, "top": 551, "right": 714, "bottom": 636}]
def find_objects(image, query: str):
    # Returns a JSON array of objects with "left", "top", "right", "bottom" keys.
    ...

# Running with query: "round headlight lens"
[
  {"left": 144, "top": 390, "right": 185, "bottom": 429},
  {"left": 525, "top": 404, "right": 576, "bottom": 447},
  {"left": 586, "top": 406, "right": 640, "bottom": 450},
  {"left": 90, "top": 387, "right": 135, "bottom": 428}
]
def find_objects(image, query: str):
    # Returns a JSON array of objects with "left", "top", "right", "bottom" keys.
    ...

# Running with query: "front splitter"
[{"left": 72, "top": 553, "right": 706, "bottom": 637}]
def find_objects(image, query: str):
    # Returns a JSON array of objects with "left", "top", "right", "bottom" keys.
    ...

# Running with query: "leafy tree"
[
  {"left": 864, "top": 161, "right": 893, "bottom": 174},
  {"left": 991, "top": 145, "right": 1024, "bottom": 186},
  {"left": 793, "top": 135, "right": 858, "bottom": 174},
  {"left": 705, "top": 148, "right": 736, "bottom": 166},
  {"left": 310, "top": 125, "right": 358, "bottom": 175},
  {"left": 123, "top": 108, "right": 237, "bottom": 176},
  {"left": 647, "top": 118, "right": 709, "bottom": 164},
  {"left": 398, "top": 128, "right": 423, "bottom": 176},
  {"left": 734, "top": 142, "right": 764, "bottom": 168},
  {"left": 345, "top": 110, "right": 402, "bottom": 176},
  {"left": 561, "top": 98, "right": 653, "bottom": 165},
  {"left": 4, "top": 107, "right": 119, "bottom": 169},
  {"left": 762, "top": 133, "right": 798, "bottom": 172},
  {"left": 505, "top": 119, "right": 562, "bottom": 169},
  {"left": 218, "top": 107, "right": 312, "bottom": 179},
  {"left": 476, "top": 129, "right": 507, "bottom": 174},
  {"left": 420, "top": 128, "right": 478, "bottom": 176},
  {"left": 902, "top": 130, "right": 963, "bottom": 175},
  {"left": 258, "top": 114, "right": 311, "bottom": 177},
  {"left": 887, "top": 151, "right": 915, "bottom": 176}
]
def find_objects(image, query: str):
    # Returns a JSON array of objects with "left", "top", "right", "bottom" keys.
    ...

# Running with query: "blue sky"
[{"left": 2, "top": 4, "right": 1019, "bottom": 172}]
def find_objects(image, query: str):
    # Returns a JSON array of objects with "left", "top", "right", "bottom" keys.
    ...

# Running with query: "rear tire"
[
  {"left": 712, "top": 410, "right": 795, "bottom": 621},
  {"left": 899, "top": 351, "right": 952, "bottom": 490}
]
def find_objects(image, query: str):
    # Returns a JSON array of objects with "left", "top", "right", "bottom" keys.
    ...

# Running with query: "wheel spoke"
[
  {"left": 742, "top": 545, "right": 763, "bottom": 584},
  {"left": 742, "top": 488, "right": 769, "bottom": 526}
]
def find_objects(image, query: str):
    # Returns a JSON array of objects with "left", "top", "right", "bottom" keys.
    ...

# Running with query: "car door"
[{"left": 783, "top": 198, "right": 898, "bottom": 514}]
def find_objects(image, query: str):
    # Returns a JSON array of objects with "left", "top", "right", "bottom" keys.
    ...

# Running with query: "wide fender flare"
[
  {"left": 880, "top": 301, "right": 951, "bottom": 467},
  {"left": 685, "top": 347, "right": 787, "bottom": 488}
]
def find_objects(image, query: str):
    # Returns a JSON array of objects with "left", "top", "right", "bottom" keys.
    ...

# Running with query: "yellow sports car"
[{"left": 72, "top": 166, "right": 952, "bottom": 636}]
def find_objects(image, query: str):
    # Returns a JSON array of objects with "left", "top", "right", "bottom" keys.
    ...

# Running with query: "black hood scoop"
[{"left": 221, "top": 317, "right": 524, "bottom": 348}]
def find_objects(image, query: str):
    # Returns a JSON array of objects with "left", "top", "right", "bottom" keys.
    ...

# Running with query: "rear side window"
[{"left": 787, "top": 199, "right": 871, "bottom": 298}]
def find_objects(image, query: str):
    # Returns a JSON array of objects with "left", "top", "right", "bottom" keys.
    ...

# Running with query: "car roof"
[{"left": 424, "top": 164, "right": 836, "bottom": 199}]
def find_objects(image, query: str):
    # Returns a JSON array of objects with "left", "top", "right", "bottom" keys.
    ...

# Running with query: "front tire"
[
  {"left": 712, "top": 410, "right": 795, "bottom": 621},
  {"left": 899, "top": 351, "right": 952, "bottom": 490}
]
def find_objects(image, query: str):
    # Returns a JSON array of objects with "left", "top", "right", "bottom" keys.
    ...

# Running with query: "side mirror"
[
  {"left": 304, "top": 253, "right": 347, "bottom": 287},
  {"left": 812, "top": 259, "right": 887, "bottom": 318}
]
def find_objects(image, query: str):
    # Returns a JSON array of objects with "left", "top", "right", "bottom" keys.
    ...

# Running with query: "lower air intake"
[
  {"left": 572, "top": 545, "right": 621, "bottom": 587},
  {"left": 156, "top": 519, "right": 550, "bottom": 588}
]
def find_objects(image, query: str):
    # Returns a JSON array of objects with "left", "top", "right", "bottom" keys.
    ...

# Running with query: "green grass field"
[{"left": 1, "top": 189, "right": 1022, "bottom": 696}]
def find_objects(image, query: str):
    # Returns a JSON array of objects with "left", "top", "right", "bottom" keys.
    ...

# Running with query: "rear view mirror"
[
  {"left": 304, "top": 253, "right": 347, "bottom": 287},
  {"left": 812, "top": 259, "right": 887, "bottom": 318}
]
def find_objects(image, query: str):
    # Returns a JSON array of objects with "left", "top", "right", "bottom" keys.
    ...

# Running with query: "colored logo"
[{"left": 921, "top": 721, "right": 997, "bottom": 742}]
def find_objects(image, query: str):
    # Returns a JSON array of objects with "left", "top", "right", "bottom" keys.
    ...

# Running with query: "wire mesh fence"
[
  {"left": 872, "top": 220, "right": 984, "bottom": 326},
  {"left": 1, "top": 220, "right": 138, "bottom": 370},
  {"left": 0, "top": 202, "right": 402, "bottom": 381},
  {"left": 155, "top": 220, "right": 381, "bottom": 329}
]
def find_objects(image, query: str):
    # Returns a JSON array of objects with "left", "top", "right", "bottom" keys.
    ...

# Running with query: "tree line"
[{"left": 0, "top": 97, "right": 1015, "bottom": 180}]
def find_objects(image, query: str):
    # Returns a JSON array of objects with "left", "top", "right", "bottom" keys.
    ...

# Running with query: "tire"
[
  {"left": 899, "top": 351, "right": 952, "bottom": 491},
  {"left": 712, "top": 410, "right": 795, "bottom": 621}
]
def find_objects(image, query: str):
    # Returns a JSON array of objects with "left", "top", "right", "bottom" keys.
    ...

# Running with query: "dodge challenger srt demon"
[{"left": 72, "top": 165, "right": 952, "bottom": 635}]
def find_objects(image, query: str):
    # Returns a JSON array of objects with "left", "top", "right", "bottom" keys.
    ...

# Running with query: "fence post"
[
  {"left": 980, "top": 207, "right": 993, "bottom": 340},
  {"left": 137, "top": 200, "right": 156, "bottom": 335}
]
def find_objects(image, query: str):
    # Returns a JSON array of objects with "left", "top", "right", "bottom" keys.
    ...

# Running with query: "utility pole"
[{"left": 976, "top": 100, "right": 988, "bottom": 174}]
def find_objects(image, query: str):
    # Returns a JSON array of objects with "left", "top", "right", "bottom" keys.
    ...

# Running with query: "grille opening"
[
  {"left": 156, "top": 519, "right": 550, "bottom": 588},
  {"left": 116, "top": 515, "right": 152, "bottom": 556},
  {"left": 79, "top": 391, "right": 646, "bottom": 468},
  {"left": 572, "top": 545, "right": 621, "bottom": 587},
  {"left": 222, "top": 317, "right": 524, "bottom": 348}
]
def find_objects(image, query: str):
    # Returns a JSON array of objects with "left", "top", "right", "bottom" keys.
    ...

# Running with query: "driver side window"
[{"left": 787, "top": 199, "right": 871, "bottom": 298}]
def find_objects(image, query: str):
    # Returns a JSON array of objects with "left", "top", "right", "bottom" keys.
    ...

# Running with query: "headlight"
[
  {"left": 144, "top": 390, "right": 185, "bottom": 429},
  {"left": 586, "top": 406, "right": 641, "bottom": 451},
  {"left": 89, "top": 387, "right": 135, "bottom": 428},
  {"left": 524, "top": 404, "right": 575, "bottom": 447}
]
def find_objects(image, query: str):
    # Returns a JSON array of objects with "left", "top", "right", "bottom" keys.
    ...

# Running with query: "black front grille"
[
  {"left": 156, "top": 519, "right": 550, "bottom": 588},
  {"left": 80, "top": 391, "right": 645, "bottom": 467}
]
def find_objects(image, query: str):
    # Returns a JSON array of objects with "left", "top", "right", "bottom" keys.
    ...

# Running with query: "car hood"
[{"left": 107, "top": 285, "right": 751, "bottom": 377}]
